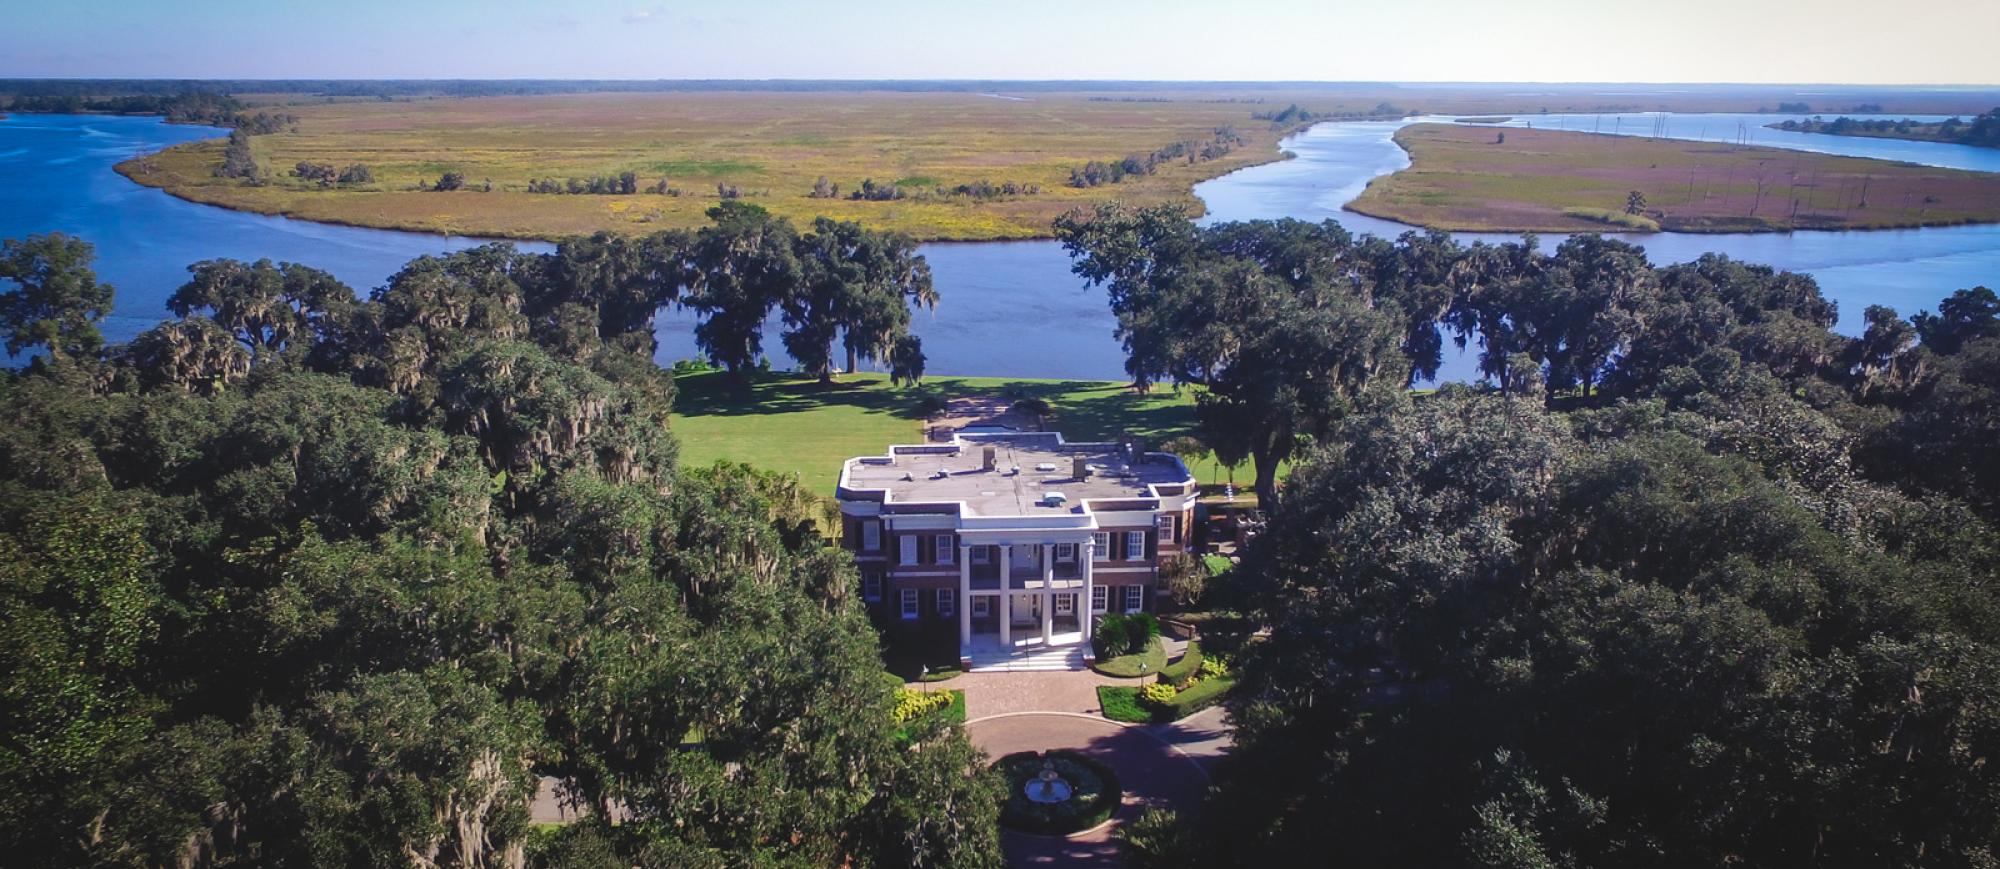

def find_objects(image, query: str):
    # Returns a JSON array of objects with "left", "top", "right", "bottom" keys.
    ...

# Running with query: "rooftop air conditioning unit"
[{"left": 1041, "top": 492, "right": 1069, "bottom": 507}]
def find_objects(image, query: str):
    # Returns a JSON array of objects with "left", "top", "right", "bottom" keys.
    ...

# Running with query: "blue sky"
[{"left": 4, "top": 0, "right": 1996, "bottom": 84}]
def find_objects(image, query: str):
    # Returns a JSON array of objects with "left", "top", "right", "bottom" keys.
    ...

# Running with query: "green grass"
[
  {"left": 1091, "top": 636, "right": 1168, "bottom": 678},
  {"left": 1160, "top": 674, "right": 1235, "bottom": 720},
  {"left": 669, "top": 370, "right": 1206, "bottom": 495},
  {"left": 892, "top": 688, "right": 967, "bottom": 743},
  {"left": 1097, "top": 686, "right": 1151, "bottom": 723},
  {"left": 1560, "top": 207, "right": 1661, "bottom": 231},
  {"left": 1201, "top": 554, "right": 1234, "bottom": 576}
]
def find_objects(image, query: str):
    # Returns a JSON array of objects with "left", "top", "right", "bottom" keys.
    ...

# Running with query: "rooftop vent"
[
  {"left": 1072, "top": 456, "right": 1089, "bottom": 480},
  {"left": 982, "top": 446, "right": 996, "bottom": 472},
  {"left": 1034, "top": 462, "right": 1058, "bottom": 473},
  {"left": 1041, "top": 492, "right": 1070, "bottom": 507}
]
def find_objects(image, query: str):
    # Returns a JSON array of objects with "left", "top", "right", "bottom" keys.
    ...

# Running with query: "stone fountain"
[{"left": 1022, "top": 756, "right": 1073, "bottom": 804}]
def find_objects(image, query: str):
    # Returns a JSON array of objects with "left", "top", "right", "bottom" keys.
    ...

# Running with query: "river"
[{"left": 3, "top": 111, "right": 1997, "bottom": 381}]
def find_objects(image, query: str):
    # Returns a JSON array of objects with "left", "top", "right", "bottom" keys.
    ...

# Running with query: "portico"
[{"left": 957, "top": 537, "right": 1098, "bottom": 653}]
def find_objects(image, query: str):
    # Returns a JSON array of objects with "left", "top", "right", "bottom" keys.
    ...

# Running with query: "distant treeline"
[
  {"left": 1252, "top": 101, "right": 1408, "bottom": 125},
  {"left": 1776, "top": 108, "right": 2000, "bottom": 149},
  {"left": 3, "top": 90, "right": 295, "bottom": 132},
  {"left": 527, "top": 173, "right": 681, "bottom": 196},
  {"left": 1069, "top": 127, "right": 1244, "bottom": 188}
]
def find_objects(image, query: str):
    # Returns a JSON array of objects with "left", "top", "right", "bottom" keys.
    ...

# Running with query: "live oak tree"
[
  {"left": 682, "top": 201, "right": 800, "bottom": 376},
  {"left": 0, "top": 233, "right": 114, "bottom": 363},
  {"left": 0, "top": 238, "right": 1000, "bottom": 867},
  {"left": 783, "top": 217, "right": 935, "bottom": 384}
]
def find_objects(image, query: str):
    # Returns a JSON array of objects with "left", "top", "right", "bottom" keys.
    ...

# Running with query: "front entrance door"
[{"left": 1011, "top": 593, "right": 1039, "bottom": 626}]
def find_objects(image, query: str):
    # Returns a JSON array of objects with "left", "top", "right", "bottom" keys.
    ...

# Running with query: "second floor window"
[
  {"left": 862, "top": 520, "right": 881, "bottom": 552},
  {"left": 971, "top": 545, "right": 991, "bottom": 565},
  {"left": 937, "top": 534, "right": 956, "bottom": 565},
  {"left": 1092, "top": 531, "right": 1110, "bottom": 560},
  {"left": 899, "top": 534, "right": 918, "bottom": 566},
  {"left": 1055, "top": 542, "right": 1076, "bottom": 562},
  {"left": 1125, "top": 531, "right": 1146, "bottom": 561},
  {"left": 1157, "top": 513, "right": 1177, "bottom": 544}
]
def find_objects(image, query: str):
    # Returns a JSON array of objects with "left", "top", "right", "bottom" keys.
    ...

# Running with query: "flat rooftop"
[{"left": 838, "top": 433, "right": 1193, "bottom": 517}]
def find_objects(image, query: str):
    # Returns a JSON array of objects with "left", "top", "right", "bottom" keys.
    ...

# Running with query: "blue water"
[{"left": 3, "top": 111, "right": 1998, "bottom": 381}]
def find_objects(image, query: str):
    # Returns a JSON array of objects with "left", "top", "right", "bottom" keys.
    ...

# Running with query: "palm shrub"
[{"left": 1092, "top": 612, "right": 1160, "bottom": 659}]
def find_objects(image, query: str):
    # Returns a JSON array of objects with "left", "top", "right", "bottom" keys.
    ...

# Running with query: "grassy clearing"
[
  {"left": 669, "top": 370, "right": 1206, "bottom": 494},
  {"left": 113, "top": 89, "right": 1327, "bottom": 241},
  {"left": 1092, "top": 637, "right": 1169, "bottom": 679},
  {"left": 1349, "top": 123, "right": 2000, "bottom": 233}
]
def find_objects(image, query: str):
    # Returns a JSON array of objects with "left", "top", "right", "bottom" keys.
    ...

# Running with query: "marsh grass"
[{"left": 1350, "top": 123, "right": 2000, "bottom": 233}]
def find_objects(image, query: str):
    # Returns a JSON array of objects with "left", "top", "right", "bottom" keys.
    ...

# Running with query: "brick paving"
[
  {"left": 938, "top": 656, "right": 1236, "bottom": 868},
  {"left": 966, "top": 712, "right": 1211, "bottom": 868}
]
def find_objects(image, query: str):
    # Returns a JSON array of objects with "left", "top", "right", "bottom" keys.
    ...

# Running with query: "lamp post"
[
  {"left": 1137, "top": 660, "right": 1149, "bottom": 691},
  {"left": 920, "top": 664, "right": 929, "bottom": 694}
]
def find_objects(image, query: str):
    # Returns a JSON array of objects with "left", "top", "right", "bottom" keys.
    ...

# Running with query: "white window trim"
[
  {"left": 1055, "top": 593, "right": 1074, "bottom": 615},
  {"left": 900, "top": 588, "right": 920, "bottom": 620},
  {"left": 1157, "top": 514, "right": 1177, "bottom": 544},
  {"left": 1125, "top": 531, "right": 1146, "bottom": 562},
  {"left": 898, "top": 534, "right": 918, "bottom": 566},
  {"left": 971, "top": 545, "right": 991, "bottom": 565},
  {"left": 862, "top": 520, "right": 881, "bottom": 552},
  {"left": 1124, "top": 585, "right": 1144, "bottom": 613},
  {"left": 1091, "top": 586, "right": 1108, "bottom": 614},
  {"left": 936, "top": 588, "right": 955, "bottom": 617},
  {"left": 972, "top": 595, "right": 990, "bottom": 617},
  {"left": 937, "top": 535, "right": 955, "bottom": 565},
  {"left": 862, "top": 573, "right": 882, "bottom": 602},
  {"left": 1055, "top": 542, "right": 1076, "bottom": 563},
  {"left": 1092, "top": 532, "right": 1111, "bottom": 560}
]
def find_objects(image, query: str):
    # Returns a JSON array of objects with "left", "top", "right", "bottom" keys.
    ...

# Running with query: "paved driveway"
[{"left": 966, "top": 712, "right": 1211, "bottom": 868}]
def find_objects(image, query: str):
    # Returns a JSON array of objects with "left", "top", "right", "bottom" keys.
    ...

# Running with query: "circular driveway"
[{"left": 966, "top": 712, "right": 1209, "bottom": 868}]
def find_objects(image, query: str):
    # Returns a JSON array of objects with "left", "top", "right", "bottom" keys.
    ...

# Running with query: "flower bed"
[{"left": 994, "top": 750, "right": 1123, "bottom": 836}]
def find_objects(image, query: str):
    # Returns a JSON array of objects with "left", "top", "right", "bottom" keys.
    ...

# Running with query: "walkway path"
[{"left": 936, "top": 656, "right": 1236, "bottom": 868}]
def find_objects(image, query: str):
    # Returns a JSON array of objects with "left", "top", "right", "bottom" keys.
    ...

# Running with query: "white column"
[
  {"left": 958, "top": 543, "right": 972, "bottom": 650},
  {"left": 998, "top": 545, "right": 1012, "bottom": 647},
  {"left": 1080, "top": 538, "right": 1095, "bottom": 645},
  {"left": 1041, "top": 542, "right": 1055, "bottom": 645}
]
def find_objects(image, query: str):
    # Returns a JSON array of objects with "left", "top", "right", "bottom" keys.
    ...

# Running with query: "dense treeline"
[
  {"left": 525, "top": 173, "right": 680, "bottom": 196},
  {"left": 4, "top": 90, "right": 296, "bottom": 133},
  {"left": 0, "top": 218, "right": 994, "bottom": 866},
  {"left": 1067, "top": 127, "right": 1244, "bottom": 188},
  {"left": 1058, "top": 206, "right": 2000, "bottom": 867},
  {"left": 1779, "top": 108, "right": 2000, "bottom": 149}
]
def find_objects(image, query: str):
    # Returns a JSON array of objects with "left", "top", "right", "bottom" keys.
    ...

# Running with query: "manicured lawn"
[
  {"left": 670, "top": 370, "right": 1206, "bottom": 495},
  {"left": 1096, "top": 677, "right": 1235, "bottom": 724},
  {"left": 1091, "top": 636, "right": 1168, "bottom": 679},
  {"left": 1097, "top": 686, "right": 1152, "bottom": 723}
]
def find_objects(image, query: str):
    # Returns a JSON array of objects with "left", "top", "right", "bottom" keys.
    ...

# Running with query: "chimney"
[
  {"left": 982, "top": 445, "right": 996, "bottom": 472},
  {"left": 1072, "top": 456, "right": 1089, "bottom": 480}
]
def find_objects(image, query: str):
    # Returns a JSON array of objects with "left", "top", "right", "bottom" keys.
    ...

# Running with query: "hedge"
[
  {"left": 1157, "top": 641, "right": 1204, "bottom": 685},
  {"left": 994, "top": 750, "right": 1123, "bottom": 835},
  {"left": 1159, "top": 675, "right": 1235, "bottom": 720}
]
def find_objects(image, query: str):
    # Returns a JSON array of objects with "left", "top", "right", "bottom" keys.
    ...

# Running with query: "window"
[
  {"left": 971, "top": 545, "right": 991, "bottom": 565},
  {"left": 862, "top": 520, "right": 881, "bottom": 552},
  {"left": 899, "top": 534, "right": 918, "bottom": 566},
  {"left": 936, "top": 588, "right": 955, "bottom": 617},
  {"left": 972, "top": 596, "right": 990, "bottom": 617},
  {"left": 1124, "top": 585, "right": 1144, "bottom": 613},
  {"left": 1092, "top": 531, "right": 1111, "bottom": 560},
  {"left": 862, "top": 573, "right": 882, "bottom": 601},
  {"left": 1055, "top": 542, "right": 1076, "bottom": 562},
  {"left": 1156, "top": 513, "right": 1177, "bottom": 544},
  {"left": 900, "top": 588, "right": 920, "bottom": 620},
  {"left": 1055, "top": 593, "right": 1074, "bottom": 615},
  {"left": 1091, "top": 586, "right": 1108, "bottom": 613},
  {"left": 937, "top": 534, "right": 955, "bottom": 565},
  {"left": 1125, "top": 531, "right": 1146, "bottom": 561}
]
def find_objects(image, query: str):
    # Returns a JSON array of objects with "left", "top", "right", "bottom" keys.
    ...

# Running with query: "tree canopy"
[{"left": 0, "top": 233, "right": 998, "bottom": 867}]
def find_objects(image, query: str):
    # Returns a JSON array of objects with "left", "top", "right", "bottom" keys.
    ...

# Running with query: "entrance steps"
[{"left": 965, "top": 644, "right": 1088, "bottom": 673}]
